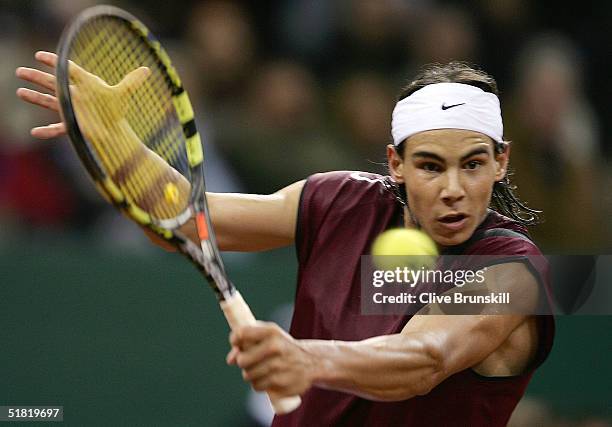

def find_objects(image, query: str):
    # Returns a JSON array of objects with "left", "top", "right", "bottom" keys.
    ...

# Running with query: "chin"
[
  {"left": 430, "top": 227, "right": 474, "bottom": 247},
  {"left": 435, "top": 235, "right": 468, "bottom": 247}
]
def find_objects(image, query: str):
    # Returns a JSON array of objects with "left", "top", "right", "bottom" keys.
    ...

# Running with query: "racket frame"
[
  {"left": 56, "top": 5, "right": 302, "bottom": 414},
  {"left": 56, "top": 5, "right": 231, "bottom": 299}
]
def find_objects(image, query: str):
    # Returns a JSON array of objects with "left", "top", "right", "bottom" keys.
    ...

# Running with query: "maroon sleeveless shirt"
[{"left": 272, "top": 171, "right": 555, "bottom": 427}]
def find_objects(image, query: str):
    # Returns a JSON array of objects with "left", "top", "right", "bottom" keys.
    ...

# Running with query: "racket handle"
[
  {"left": 220, "top": 291, "right": 302, "bottom": 414},
  {"left": 268, "top": 393, "right": 302, "bottom": 415}
]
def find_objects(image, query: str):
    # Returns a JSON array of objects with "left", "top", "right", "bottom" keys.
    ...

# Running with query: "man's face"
[{"left": 388, "top": 129, "right": 509, "bottom": 247}]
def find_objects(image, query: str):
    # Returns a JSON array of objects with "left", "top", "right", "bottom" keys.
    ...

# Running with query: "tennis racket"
[{"left": 55, "top": 5, "right": 301, "bottom": 414}]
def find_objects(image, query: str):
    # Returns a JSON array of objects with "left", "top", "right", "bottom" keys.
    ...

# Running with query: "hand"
[
  {"left": 16, "top": 51, "right": 150, "bottom": 140},
  {"left": 16, "top": 51, "right": 66, "bottom": 139},
  {"left": 227, "top": 322, "right": 316, "bottom": 397}
]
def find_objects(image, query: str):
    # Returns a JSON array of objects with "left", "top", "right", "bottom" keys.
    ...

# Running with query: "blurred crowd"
[{"left": 1, "top": 0, "right": 610, "bottom": 252}]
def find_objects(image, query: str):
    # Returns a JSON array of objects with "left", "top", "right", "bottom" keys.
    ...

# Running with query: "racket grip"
[{"left": 220, "top": 291, "right": 302, "bottom": 414}]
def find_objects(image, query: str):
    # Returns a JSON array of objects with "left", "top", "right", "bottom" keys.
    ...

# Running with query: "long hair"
[{"left": 391, "top": 62, "right": 541, "bottom": 226}]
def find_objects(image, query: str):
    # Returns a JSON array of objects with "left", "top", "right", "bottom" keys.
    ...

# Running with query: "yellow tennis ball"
[
  {"left": 371, "top": 228, "right": 438, "bottom": 270},
  {"left": 164, "top": 182, "right": 180, "bottom": 205}
]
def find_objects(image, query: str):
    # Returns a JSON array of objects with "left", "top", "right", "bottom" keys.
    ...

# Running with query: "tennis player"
[{"left": 18, "top": 55, "right": 554, "bottom": 426}]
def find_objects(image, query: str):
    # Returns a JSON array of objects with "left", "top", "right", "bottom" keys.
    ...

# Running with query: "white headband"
[{"left": 391, "top": 82, "right": 503, "bottom": 145}]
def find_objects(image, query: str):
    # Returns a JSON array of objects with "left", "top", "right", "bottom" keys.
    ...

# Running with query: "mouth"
[{"left": 436, "top": 212, "right": 469, "bottom": 232}]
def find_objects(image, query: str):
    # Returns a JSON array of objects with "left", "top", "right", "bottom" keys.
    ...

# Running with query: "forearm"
[
  {"left": 206, "top": 180, "right": 303, "bottom": 251},
  {"left": 181, "top": 193, "right": 292, "bottom": 252},
  {"left": 146, "top": 189, "right": 298, "bottom": 253},
  {"left": 208, "top": 192, "right": 295, "bottom": 251},
  {"left": 303, "top": 333, "right": 445, "bottom": 401},
  {"left": 178, "top": 192, "right": 296, "bottom": 251}
]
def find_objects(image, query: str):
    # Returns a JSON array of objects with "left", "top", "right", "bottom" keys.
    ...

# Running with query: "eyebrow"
[{"left": 411, "top": 147, "right": 491, "bottom": 163}]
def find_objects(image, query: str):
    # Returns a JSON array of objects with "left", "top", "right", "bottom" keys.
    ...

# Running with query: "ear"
[
  {"left": 387, "top": 144, "right": 405, "bottom": 183},
  {"left": 494, "top": 142, "right": 511, "bottom": 181}
]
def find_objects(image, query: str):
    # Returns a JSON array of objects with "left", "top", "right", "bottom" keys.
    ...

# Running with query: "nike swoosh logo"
[{"left": 441, "top": 102, "right": 466, "bottom": 110}]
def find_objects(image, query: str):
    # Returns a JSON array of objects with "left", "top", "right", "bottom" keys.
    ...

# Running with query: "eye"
[
  {"left": 464, "top": 160, "right": 482, "bottom": 170},
  {"left": 421, "top": 162, "right": 441, "bottom": 172}
]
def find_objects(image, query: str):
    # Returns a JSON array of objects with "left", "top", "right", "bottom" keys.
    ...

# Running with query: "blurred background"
[{"left": 1, "top": 0, "right": 610, "bottom": 425}]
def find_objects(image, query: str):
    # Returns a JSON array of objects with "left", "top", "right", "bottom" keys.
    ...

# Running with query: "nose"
[{"left": 440, "top": 169, "right": 465, "bottom": 204}]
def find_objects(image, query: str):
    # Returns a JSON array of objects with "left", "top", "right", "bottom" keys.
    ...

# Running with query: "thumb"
[
  {"left": 119, "top": 66, "right": 150, "bottom": 93},
  {"left": 226, "top": 346, "right": 239, "bottom": 365}
]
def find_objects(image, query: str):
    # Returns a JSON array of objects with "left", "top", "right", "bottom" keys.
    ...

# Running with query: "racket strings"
[
  {"left": 67, "top": 16, "right": 190, "bottom": 220},
  {"left": 119, "top": 28, "right": 186, "bottom": 171},
  {"left": 68, "top": 57, "right": 159, "bottom": 213}
]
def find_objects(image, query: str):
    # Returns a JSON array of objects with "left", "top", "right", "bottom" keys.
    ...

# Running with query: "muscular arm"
[
  {"left": 304, "top": 314, "right": 527, "bottom": 401},
  {"left": 180, "top": 181, "right": 305, "bottom": 252},
  {"left": 231, "top": 262, "right": 540, "bottom": 400}
]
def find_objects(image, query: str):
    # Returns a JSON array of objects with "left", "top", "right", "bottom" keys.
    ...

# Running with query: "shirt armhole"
[{"left": 295, "top": 176, "right": 312, "bottom": 264}]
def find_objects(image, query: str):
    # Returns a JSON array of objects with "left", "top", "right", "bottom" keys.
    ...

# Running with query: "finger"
[
  {"left": 16, "top": 67, "right": 57, "bottom": 93},
  {"left": 36, "top": 51, "right": 86, "bottom": 86},
  {"left": 31, "top": 123, "right": 66, "bottom": 139},
  {"left": 251, "top": 374, "right": 274, "bottom": 392},
  {"left": 252, "top": 372, "right": 302, "bottom": 396},
  {"left": 229, "top": 330, "right": 238, "bottom": 347},
  {"left": 230, "top": 323, "right": 276, "bottom": 348},
  {"left": 66, "top": 60, "right": 90, "bottom": 83},
  {"left": 35, "top": 51, "right": 58, "bottom": 68},
  {"left": 16, "top": 87, "right": 60, "bottom": 112},
  {"left": 226, "top": 346, "right": 239, "bottom": 365},
  {"left": 251, "top": 372, "right": 291, "bottom": 394},
  {"left": 236, "top": 340, "right": 282, "bottom": 370},
  {"left": 119, "top": 67, "right": 151, "bottom": 93},
  {"left": 241, "top": 322, "right": 281, "bottom": 343},
  {"left": 242, "top": 357, "right": 277, "bottom": 382},
  {"left": 36, "top": 51, "right": 91, "bottom": 84}
]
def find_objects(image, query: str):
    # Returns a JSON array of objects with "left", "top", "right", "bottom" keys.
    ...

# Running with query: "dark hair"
[{"left": 392, "top": 62, "right": 541, "bottom": 226}]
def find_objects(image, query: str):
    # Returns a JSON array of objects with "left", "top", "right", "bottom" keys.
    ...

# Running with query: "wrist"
[{"left": 300, "top": 339, "right": 343, "bottom": 387}]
